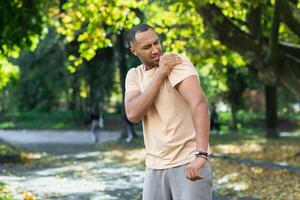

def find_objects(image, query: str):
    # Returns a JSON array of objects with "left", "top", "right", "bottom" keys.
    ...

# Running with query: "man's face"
[{"left": 130, "top": 28, "right": 162, "bottom": 69}]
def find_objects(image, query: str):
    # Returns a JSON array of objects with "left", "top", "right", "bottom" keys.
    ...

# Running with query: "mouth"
[{"left": 151, "top": 55, "right": 160, "bottom": 61}]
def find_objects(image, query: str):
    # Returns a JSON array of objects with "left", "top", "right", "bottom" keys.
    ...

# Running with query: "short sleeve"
[
  {"left": 125, "top": 68, "right": 141, "bottom": 94},
  {"left": 168, "top": 55, "right": 199, "bottom": 88}
]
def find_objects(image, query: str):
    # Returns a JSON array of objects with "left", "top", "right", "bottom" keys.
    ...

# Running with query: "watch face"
[{"left": 195, "top": 151, "right": 208, "bottom": 156}]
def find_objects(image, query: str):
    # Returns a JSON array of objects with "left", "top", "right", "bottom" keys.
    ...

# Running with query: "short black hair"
[{"left": 127, "top": 23, "right": 154, "bottom": 46}]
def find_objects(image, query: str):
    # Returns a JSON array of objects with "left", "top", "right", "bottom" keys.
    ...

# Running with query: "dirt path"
[
  {"left": 0, "top": 129, "right": 122, "bottom": 145},
  {"left": 1, "top": 144, "right": 144, "bottom": 199},
  {"left": 0, "top": 130, "right": 145, "bottom": 199}
]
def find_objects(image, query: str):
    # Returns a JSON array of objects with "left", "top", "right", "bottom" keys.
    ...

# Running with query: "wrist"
[
  {"left": 194, "top": 151, "right": 208, "bottom": 157},
  {"left": 195, "top": 156, "right": 207, "bottom": 164}
]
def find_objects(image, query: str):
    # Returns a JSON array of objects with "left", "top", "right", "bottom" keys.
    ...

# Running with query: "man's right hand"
[{"left": 157, "top": 53, "right": 182, "bottom": 78}]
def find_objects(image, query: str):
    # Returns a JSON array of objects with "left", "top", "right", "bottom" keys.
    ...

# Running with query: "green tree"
[
  {"left": 0, "top": 0, "right": 48, "bottom": 54},
  {"left": 50, "top": 0, "right": 147, "bottom": 134},
  {"left": 192, "top": 0, "right": 300, "bottom": 136},
  {"left": 0, "top": 0, "right": 50, "bottom": 113},
  {"left": 41, "top": 0, "right": 299, "bottom": 137},
  {"left": 193, "top": 0, "right": 300, "bottom": 100},
  {"left": 11, "top": 28, "right": 66, "bottom": 111}
]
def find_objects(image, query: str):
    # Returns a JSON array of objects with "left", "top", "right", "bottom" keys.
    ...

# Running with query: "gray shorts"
[{"left": 142, "top": 160, "right": 213, "bottom": 200}]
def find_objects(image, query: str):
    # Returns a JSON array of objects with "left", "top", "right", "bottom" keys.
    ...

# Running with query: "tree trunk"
[
  {"left": 227, "top": 66, "right": 246, "bottom": 131},
  {"left": 116, "top": 31, "right": 137, "bottom": 141},
  {"left": 265, "top": 85, "right": 278, "bottom": 137},
  {"left": 70, "top": 72, "right": 84, "bottom": 125},
  {"left": 231, "top": 102, "right": 238, "bottom": 131},
  {"left": 0, "top": 89, "right": 5, "bottom": 119}
]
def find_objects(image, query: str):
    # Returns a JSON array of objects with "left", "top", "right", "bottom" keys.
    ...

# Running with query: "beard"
[
  {"left": 140, "top": 58, "right": 159, "bottom": 70},
  {"left": 150, "top": 59, "right": 159, "bottom": 67}
]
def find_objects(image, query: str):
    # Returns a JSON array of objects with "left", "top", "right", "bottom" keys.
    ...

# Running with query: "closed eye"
[{"left": 142, "top": 45, "right": 151, "bottom": 49}]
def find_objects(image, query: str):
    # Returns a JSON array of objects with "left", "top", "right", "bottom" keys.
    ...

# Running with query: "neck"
[{"left": 144, "top": 64, "right": 156, "bottom": 71}]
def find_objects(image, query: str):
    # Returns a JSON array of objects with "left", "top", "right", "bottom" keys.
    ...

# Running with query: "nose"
[{"left": 152, "top": 45, "right": 160, "bottom": 55}]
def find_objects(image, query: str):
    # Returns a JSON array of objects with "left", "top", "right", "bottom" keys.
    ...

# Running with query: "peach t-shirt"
[{"left": 125, "top": 55, "right": 199, "bottom": 169}]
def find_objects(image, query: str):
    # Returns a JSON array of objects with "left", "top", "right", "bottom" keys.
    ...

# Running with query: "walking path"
[
  {"left": 0, "top": 129, "right": 144, "bottom": 200},
  {"left": 0, "top": 129, "right": 121, "bottom": 145}
]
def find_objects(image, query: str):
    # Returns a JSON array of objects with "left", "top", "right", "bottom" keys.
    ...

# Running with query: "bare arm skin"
[
  {"left": 176, "top": 75, "right": 210, "bottom": 181},
  {"left": 125, "top": 54, "right": 182, "bottom": 123}
]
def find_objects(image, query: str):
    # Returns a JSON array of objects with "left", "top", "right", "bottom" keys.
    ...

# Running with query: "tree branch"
[
  {"left": 230, "top": 17, "right": 248, "bottom": 27},
  {"left": 278, "top": 0, "right": 300, "bottom": 37},
  {"left": 289, "top": 0, "right": 298, "bottom": 5},
  {"left": 279, "top": 41, "right": 300, "bottom": 64},
  {"left": 264, "top": 0, "right": 281, "bottom": 65},
  {"left": 196, "top": 3, "right": 261, "bottom": 59},
  {"left": 246, "top": 4, "right": 262, "bottom": 41}
]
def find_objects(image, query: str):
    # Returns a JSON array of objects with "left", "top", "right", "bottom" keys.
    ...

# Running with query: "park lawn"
[
  {"left": 0, "top": 111, "right": 80, "bottom": 130},
  {"left": 0, "top": 143, "right": 17, "bottom": 156},
  {"left": 210, "top": 133, "right": 300, "bottom": 167},
  {"left": 0, "top": 111, "right": 298, "bottom": 132},
  {"left": 0, "top": 182, "right": 13, "bottom": 200},
  {"left": 211, "top": 159, "right": 300, "bottom": 199},
  {"left": 0, "top": 182, "right": 35, "bottom": 200},
  {"left": 0, "top": 140, "right": 22, "bottom": 161},
  {"left": 0, "top": 111, "right": 125, "bottom": 130}
]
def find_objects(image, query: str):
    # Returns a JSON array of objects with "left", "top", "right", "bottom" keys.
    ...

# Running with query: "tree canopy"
[{"left": 0, "top": 0, "right": 299, "bottom": 134}]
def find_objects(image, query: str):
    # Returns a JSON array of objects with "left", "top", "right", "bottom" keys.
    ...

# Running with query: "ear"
[{"left": 130, "top": 47, "right": 137, "bottom": 56}]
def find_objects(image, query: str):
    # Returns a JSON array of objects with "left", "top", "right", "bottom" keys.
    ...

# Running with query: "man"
[{"left": 125, "top": 23, "right": 212, "bottom": 200}]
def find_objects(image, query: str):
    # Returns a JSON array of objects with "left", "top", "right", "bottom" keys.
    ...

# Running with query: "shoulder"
[
  {"left": 176, "top": 54, "right": 194, "bottom": 68},
  {"left": 126, "top": 64, "right": 143, "bottom": 77},
  {"left": 167, "top": 53, "right": 198, "bottom": 87},
  {"left": 169, "top": 53, "right": 196, "bottom": 72}
]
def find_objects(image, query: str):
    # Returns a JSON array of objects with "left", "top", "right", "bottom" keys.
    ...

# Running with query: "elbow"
[
  {"left": 125, "top": 103, "right": 140, "bottom": 124},
  {"left": 126, "top": 113, "right": 141, "bottom": 124}
]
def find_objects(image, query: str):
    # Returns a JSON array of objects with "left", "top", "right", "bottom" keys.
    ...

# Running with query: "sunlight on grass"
[
  {"left": 22, "top": 191, "right": 36, "bottom": 200},
  {"left": 212, "top": 159, "right": 300, "bottom": 199},
  {"left": 0, "top": 122, "right": 15, "bottom": 129},
  {"left": 0, "top": 182, "right": 13, "bottom": 200},
  {"left": 0, "top": 144, "right": 16, "bottom": 155},
  {"left": 52, "top": 123, "right": 68, "bottom": 129},
  {"left": 211, "top": 139, "right": 300, "bottom": 167},
  {"left": 213, "top": 142, "right": 262, "bottom": 154}
]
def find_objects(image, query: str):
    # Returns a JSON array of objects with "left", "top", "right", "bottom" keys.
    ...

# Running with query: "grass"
[
  {"left": 0, "top": 182, "right": 13, "bottom": 200},
  {"left": 0, "top": 110, "right": 298, "bottom": 132},
  {"left": 210, "top": 133, "right": 300, "bottom": 167},
  {"left": 0, "top": 143, "right": 17, "bottom": 156},
  {"left": 217, "top": 110, "right": 300, "bottom": 133},
  {"left": 211, "top": 159, "right": 300, "bottom": 199},
  {"left": 0, "top": 110, "right": 80, "bottom": 130}
]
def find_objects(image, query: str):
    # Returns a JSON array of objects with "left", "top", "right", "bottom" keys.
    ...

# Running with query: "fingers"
[
  {"left": 161, "top": 53, "right": 180, "bottom": 62},
  {"left": 157, "top": 53, "right": 182, "bottom": 77},
  {"left": 168, "top": 61, "right": 181, "bottom": 68},
  {"left": 169, "top": 54, "right": 180, "bottom": 61},
  {"left": 185, "top": 164, "right": 203, "bottom": 181},
  {"left": 167, "top": 56, "right": 182, "bottom": 67}
]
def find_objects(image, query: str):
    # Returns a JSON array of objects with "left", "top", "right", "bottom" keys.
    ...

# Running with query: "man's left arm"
[{"left": 176, "top": 75, "right": 210, "bottom": 181}]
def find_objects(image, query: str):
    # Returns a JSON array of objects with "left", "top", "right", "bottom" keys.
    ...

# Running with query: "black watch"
[{"left": 194, "top": 151, "right": 208, "bottom": 157}]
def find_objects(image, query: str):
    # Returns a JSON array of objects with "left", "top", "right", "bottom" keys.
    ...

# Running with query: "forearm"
[
  {"left": 191, "top": 101, "right": 210, "bottom": 152},
  {"left": 126, "top": 72, "right": 164, "bottom": 123}
]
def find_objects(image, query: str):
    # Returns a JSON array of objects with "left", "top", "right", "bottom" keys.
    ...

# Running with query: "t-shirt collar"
[{"left": 143, "top": 64, "right": 157, "bottom": 72}]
